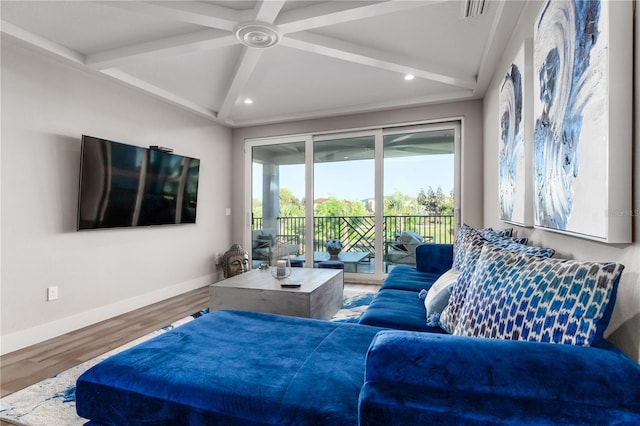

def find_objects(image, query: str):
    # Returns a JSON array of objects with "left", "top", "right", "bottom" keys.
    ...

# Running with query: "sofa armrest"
[
  {"left": 414, "top": 244, "right": 452, "bottom": 275},
  {"left": 364, "top": 330, "right": 640, "bottom": 412}
]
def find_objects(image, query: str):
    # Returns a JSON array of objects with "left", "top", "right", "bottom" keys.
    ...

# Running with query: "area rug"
[{"left": 0, "top": 293, "right": 374, "bottom": 426}]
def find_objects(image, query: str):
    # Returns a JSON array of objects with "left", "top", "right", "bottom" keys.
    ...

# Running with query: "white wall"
[
  {"left": 483, "top": 1, "right": 640, "bottom": 361},
  {"left": 231, "top": 100, "right": 485, "bottom": 251},
  {"left": 0, "top": 36, "right": 233, "bottom": 354}
]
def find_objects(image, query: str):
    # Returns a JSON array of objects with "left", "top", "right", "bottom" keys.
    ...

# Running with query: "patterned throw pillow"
[
  {"left": 454, "top": 245, "right": 624, "bottom": 347},
  {"left": 441, "top": 225, "right": 555, "bottom": 333},
  {"left": 452, "top": 225, "right": 524, "bottom": 269}
]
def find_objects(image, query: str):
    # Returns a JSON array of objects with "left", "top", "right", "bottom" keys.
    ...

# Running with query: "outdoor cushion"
[{"left": 76, "top": 310, "right": 383, "bottom": 425}]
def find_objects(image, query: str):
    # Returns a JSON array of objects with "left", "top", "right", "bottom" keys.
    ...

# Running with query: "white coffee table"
[{"left": 209, "top": 268, "right": 343, "bottom": 320}]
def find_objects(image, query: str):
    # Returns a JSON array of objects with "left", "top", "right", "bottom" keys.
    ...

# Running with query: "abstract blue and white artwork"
[
  {"left": 533, "top": 0, "right": 632, "bottom": 242},
  {"left": 499, "top": 42, "right": 531, "bottom": 226}
]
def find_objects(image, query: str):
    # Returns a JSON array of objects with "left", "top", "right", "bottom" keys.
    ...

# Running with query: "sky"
[{"left": 253, "top": 154, "right": 454, "bottom": 202}]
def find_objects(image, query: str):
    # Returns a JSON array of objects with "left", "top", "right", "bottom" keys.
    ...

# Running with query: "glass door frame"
[
  {"left": 313, "top": 129, "right": 380, "bottom": 277},
  {"left": 244, "top": 134, "right": 312, "bottom": 267},
  {"left": 244, "top": 121, "right": 461, "bottom": 283}
]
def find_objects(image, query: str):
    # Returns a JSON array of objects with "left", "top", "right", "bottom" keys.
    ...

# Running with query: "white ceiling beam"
[
  {"left": 213, "top": 2, "right": 287, "bottom": 124},
  {"left": 281, "top": 32, "right": 476, "bottom": 90},
  {"left": 99, "top": 1, "right": 240, "bottom": 32},
  {"left": 276, "top": 0, "right": 443, "bottom": 34},
  {"left": 473, "top": 1, "right": 525, "bottom": 96},
  {"left": 101, "top": 69, "right": 218, "bottom": 121},
  {"left": 0, "top": 21, "right": 85, "bottom": 65},
  {"left": 216, "top": 47, "right": 264, "bottom": 123},
  {"left": 232, "top": 89, "right": 474, "bottom": 128},
  {"left": 86, "top": 31, "right": 238, "bottom": 70},
  {"left": 253, "top": 1, "right": 287, "bottom": 24}
]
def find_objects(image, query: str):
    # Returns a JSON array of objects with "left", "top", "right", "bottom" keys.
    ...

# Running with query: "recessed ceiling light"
[
  {"left": 404, "top": 74, "right": 415, "bottom": 81},
  {"left": 244, "top": 98, "right": 253, "bottom": 104}
]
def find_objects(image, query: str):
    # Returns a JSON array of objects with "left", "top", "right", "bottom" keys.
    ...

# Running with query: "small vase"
[
  {"left": 270, "top": 238, "right": 292, "bottom": 279},
  {"left": 328, "top": 248, "right": 341, "bottom": 260}
]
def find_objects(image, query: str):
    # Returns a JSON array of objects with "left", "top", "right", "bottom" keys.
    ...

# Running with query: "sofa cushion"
[
  {"left": 424, "top": 269, "right": 458, "bottom": 327},
  {"left": 380, "top": 265, "right": 441, "bottom": 292},
  {"left": 454, "top": 245, "right": 624, "bottom": 347},
  {"left": 77, "top": 310, "right": 383, "bottom": 425},
  {"left": 441, "top": 225, "right": 555, "bottom": 333},
  {"left": 415, "top": 243, "right": 454, "bottom": 275},
  {"left": 359, "top": 289, "right": 446, "bottom": 333},
  {"left": 361, "top": 330, "right": 640, "bottom": 424}
]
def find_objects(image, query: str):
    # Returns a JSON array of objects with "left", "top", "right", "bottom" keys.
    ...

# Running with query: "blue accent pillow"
[
  {"left": 442, "top": 225, "right": 555, "bottom": 333},
  {"left": 454, "top": 245, "right": 624, "bottom": 347}
]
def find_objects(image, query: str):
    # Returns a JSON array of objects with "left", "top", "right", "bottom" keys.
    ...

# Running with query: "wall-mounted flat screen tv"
[{"left": 77, "top": 135, "right": 200, "bottom": 230}]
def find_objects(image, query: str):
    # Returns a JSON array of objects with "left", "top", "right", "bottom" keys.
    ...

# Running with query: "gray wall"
[
  {"left": 1, "top": 36, "right": 232, "bottom": 354},
  {"left": 482, "top": 1, "right": 640, "bottom": 361}
]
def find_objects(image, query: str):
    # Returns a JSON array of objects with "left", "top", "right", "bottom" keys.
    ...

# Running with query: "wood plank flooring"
[
  {"left": 0, "top": 286, "right": 210, "bottom": 398},
  {"left": 0, "top": 282, "right": 379, "bottom": 400}
]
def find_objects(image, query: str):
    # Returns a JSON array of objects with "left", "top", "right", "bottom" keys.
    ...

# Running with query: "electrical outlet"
[{"left": 47, "top": 286, "right": 59, "bottom": 301}]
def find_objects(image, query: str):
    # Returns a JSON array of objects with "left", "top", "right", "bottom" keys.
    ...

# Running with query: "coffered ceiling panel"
[
  {"left": 1, "top": 1, "right": 525, "bottom": 127},
  {"left": 232, "top": 45, "right": 461, "bottom": 123},
  {"left": 120, "top": 44, "right": 244, "bottom": 111}
]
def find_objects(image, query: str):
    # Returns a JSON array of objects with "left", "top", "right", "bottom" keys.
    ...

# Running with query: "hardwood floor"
[
  {"left": 0, "top": 286, "right": 210, "bottom": 398},
  {"left": 0, "top": 282, "right": 378, "bottom": 400}
]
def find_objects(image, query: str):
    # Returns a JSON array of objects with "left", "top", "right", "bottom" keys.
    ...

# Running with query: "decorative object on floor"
[
  {"left": 221, "top": 243, "right": 250, "bottom": 278},
  {"left": 0, "top": 294, "right": 373, "bottom": 426},
  {"left": 533, "top": 0, "right": 632, "bottom": 243},
  {"left": 270, "top": 237, "right": 291, "bottom": 279},
  {"left": 498, "top": 39, "right": 533, "bottom": 227},
  {"left": 325, "top": 238, "right": 343, "bottom": 259},
  {"left": 0, "top": 310, "right": 207, "bottom": 426}
]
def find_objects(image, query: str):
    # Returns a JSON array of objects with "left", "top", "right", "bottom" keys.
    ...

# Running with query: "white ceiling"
[{"left": 1, "top": 1, "right": 525, "bottom": 127}]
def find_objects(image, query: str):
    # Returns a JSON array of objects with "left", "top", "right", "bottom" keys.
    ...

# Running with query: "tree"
[
  {"left": 440, "top": 189, "right": 454, "bottom": 216},
  {"left": 279, "top": 188, "right": 304, "bottom": 217},
  {"left": 384, "top": 192, "right": 419, "bottom": 215},
  {"left": 417, "top": 188, "right": 427, "bottom": 212},
  {"left": 315, "top": 197, "right": 367, "bottom": 217}
]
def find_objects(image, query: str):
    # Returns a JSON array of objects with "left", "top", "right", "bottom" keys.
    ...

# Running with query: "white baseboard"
[{"left": 0, "top": 274, "right": 219, "bottom": 356}]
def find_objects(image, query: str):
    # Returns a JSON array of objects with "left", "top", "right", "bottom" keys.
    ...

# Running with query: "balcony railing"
[{"left": 252, "top": 215, "right": 455, "bottom": 257}]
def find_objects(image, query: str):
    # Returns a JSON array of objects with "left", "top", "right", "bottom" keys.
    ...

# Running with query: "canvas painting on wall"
[
  {"left": 533, "top": 0, "right": 631, "bottom": 243},
  {"left": 499, "top": 41, "right": 532, "bottom": 226}
]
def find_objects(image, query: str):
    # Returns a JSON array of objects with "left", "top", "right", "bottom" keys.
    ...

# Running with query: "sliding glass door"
[
  {"left": 313, "top": 133, "right": 376, "bottom": 274},
  {"left": 246, "top": 122, "right": 459, "bottom": 281},
  {"left": 383, "top": 125, "right": 458, "bottom": 272},
  {"left": 250, "top": 138, "right": 307, "bottom": 266}
]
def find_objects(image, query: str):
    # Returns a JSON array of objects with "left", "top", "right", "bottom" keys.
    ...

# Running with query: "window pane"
[
  {"left": 252, "top": 142, "right": 305, "bottom": 266},
  {"left": 313, "top": 136, "right": 375, "bottom": 274},
  {"left": 383, "top": 129, "right": 455, "bottom": 272}
]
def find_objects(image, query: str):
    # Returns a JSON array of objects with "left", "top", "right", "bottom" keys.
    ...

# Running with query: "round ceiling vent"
[{"left": 234, "top": 22, "right": 281, "bottom": 49}]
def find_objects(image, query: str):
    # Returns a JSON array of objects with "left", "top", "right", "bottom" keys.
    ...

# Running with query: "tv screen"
[{"left": 77, "top": 135, "right": 200, "bottom": 230}]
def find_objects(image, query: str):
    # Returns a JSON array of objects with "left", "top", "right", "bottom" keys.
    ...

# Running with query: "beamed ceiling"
[{"left": 1, "top": 1, "right": 525, "bottom": 127}]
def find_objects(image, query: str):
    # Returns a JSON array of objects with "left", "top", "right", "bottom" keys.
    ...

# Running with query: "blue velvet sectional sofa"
[{"left": 76, "top": 225, "right": 640, "bottom": 425}]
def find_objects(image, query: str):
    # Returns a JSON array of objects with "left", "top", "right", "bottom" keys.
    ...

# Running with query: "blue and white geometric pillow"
[
  {"left": 452, "top": 224, "right": 532, "bottom": 269},
  {"left": 454, "top": 245, "right": 624, "bottom": 347},
  {"left": 442, "top": 225, "right": 555, "bottom": 333}
]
